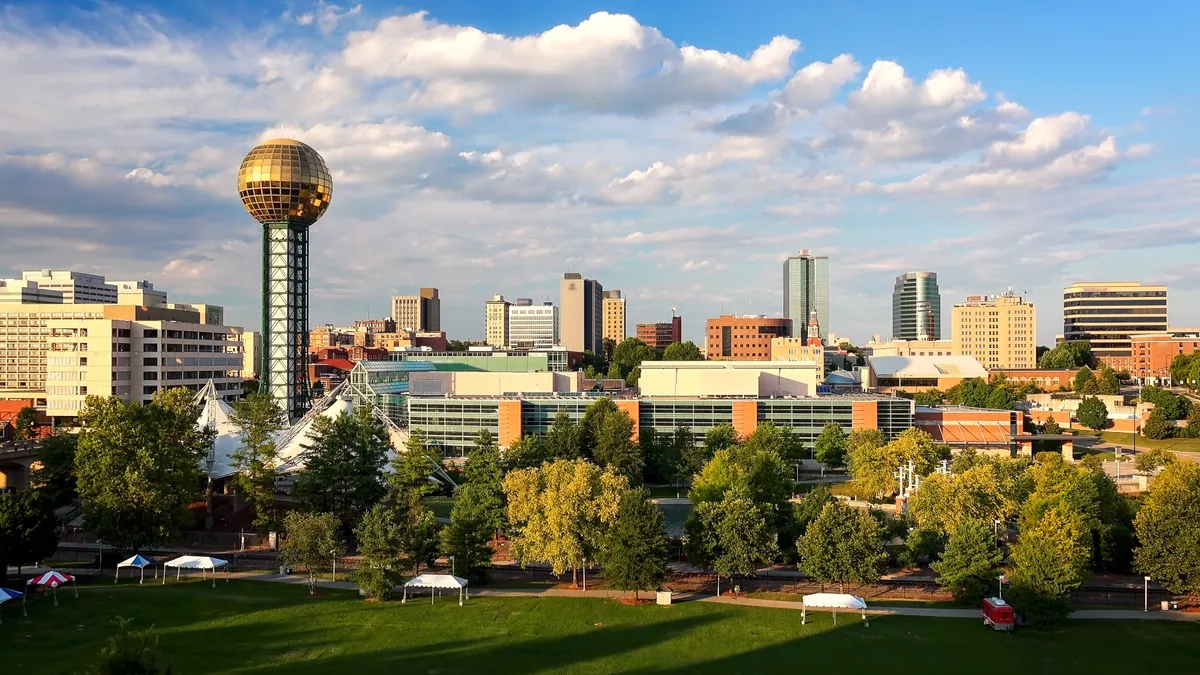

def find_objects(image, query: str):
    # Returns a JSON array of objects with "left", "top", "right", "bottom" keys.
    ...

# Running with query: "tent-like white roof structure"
[
  {"left": 165, "top": 556, "right": 228, "bottom": 570},
  {"left": 274, "top": 395, "right": 355, "bottom": 473},
  {"left": 404, "top": 574, "right": 468, "bottom": 589},
  {"left": 869, "top": 355, "right": 988, "bottom": 379},
  {"left": 802, "top": 593, "right": 867, "bottom": 609},
  {"left": 117, "top": 555, "right": 154, "bottom": 569},
  {"left": 196, "top": 382, "right": 243, "bottom": 479}
]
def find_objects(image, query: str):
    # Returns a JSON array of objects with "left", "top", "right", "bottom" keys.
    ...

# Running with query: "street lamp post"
[
  {"left": 998, "top": 574, "right": 1007, "bottom": 600},
  {"left": 205, "top": 454, "right": 215, "bottom": 531},
  {"left": 582, "top": 558, "right": 587, "bottom": 592},
  {"left": 331, "top": 549, "right": 337, "bottom": 583},
  {"left": 450, "top": 555, "right": 456, "bottom": 576},
  {"left": 1145, "top": 576, "right": 1151, "bottom": 613},
  {"left": 98, "top": 538, "right": 103, "bottom": 578},
  {"left": 994, "top": 519, "right": 1001, "bottom": 539}
]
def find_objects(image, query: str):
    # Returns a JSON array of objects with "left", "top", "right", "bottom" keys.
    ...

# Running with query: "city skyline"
[{"left": 2, "top": 2, "right": 1198, "bottom": 346}]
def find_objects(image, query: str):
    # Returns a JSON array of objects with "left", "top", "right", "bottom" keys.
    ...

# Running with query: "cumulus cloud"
[{"left": 342, "top": 11, "right": 800, "bottom": 114}]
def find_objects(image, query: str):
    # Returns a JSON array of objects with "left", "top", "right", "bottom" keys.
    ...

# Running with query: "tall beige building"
[
  {"left": 485, "top": 294, "right": 512, "bottom": 347},
  {"left": 952, "top": 291, "right": 1037, "bottom": 370},
  {"left": 560, "top": 273, "right": 603, "bottom": 354},
  {"left": 392, "top": 288, "right": 441, "bottom": 333},
  {"left": 602, "top": 290, "right": 626, "bottom": 345}
]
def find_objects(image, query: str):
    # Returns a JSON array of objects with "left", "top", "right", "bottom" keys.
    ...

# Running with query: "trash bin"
[{"left": 656, "top": 590, "right": 672, "bottom": 606}]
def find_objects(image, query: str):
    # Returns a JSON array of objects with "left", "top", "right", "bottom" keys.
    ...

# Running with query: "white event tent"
[
  {"left": 801, "top": 593, "right": 870, "bottom": 627},
  {"left": 163, "top": 556, "right": 229, "bottom": 588},
  {"left": 402, "top": 574, "right": 469, "bottom": 606},
  {"left": 115, "top": 555, "right": 155, "bottom": 584}
]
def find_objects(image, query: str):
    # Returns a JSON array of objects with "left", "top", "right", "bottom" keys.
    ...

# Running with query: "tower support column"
[{"left": 262, "top": 221, "right": 311, "bottom": 420}]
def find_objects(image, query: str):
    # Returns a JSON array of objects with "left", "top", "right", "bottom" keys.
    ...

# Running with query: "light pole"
[
  {"left": 450, "top": 555, "right": 456, "bottom": 576},
  {"left": 1145, "top": 576, "right": 1151, "bottom": 613},
  {"left": 205, "top": 454, "right": 216, "bottom": 531},
  {"left": 582, "top": 558, "right": 588, "bottom": 592},
  {"left": 993, "top": 519, "right": 1001, "bottom": 539},
  {"left": 98, "top": 538, "right": 103, "bottom": 578},
  {"left": 331, "top": 549, "right": 337, "bottom": 583},
  {"left": 998, "top": 574, "right": 1006, "bottom": 600}
]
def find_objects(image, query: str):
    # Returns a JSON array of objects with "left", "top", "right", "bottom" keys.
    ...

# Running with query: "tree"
[
  {"left": 462, "top": 430, "right": 507, "bottom": 536},
  {"left": 1073, "top": 366, "right": 1096, "bottom": 394},
  {"left": 294, "top": 406, "right": 390, "bottom": 538},
  {"left": 1170, "top": 353, "right": 1200, "bottom": 390},
  {"left": 593, "top": 407, "right": 644, "bottom": 484},
  {"left": 1008, "top": 506, "right": 1091, "bottom": 628},
  {"left": 75, "top": 391, "right": 213, "bottom": 551},
  {"left": 847, "top": 428, "right": 945, "bottom": 498},
  {"left": 908, "top": 465, "right": 1005, "bottom": 536},
  {"left": 601, "top": 337, "right": 617, "bottom": 367},
  {"left": 1135, "top": 447, "right": 1175, "bottom": 474},
  {"left": 13, "top": 405, "right": 37, "bottom": 440},
  {"left": 797, "top": 501, "right": 887, "bottom": 592},
  {"left": 580, "top": 397, "right": 619, "bottom": 453},
  {"left": 790, "top": 486, "right": 834, "bottom": 539},
  {"left": 229, "top": 391, "right": 289, "bottom": 532},
  {"left": 984, "top": 387, "right": 1013, "bottom": 410},
  {"left": 1134, "top": 462, "right": 1200, "bottom": 596},
  {"left": 280, "top": 511, "right": 344, "bottom": 595},
  {"left": 505, "top": 459, "right": 626, "bottom": 585},
  {"left": 611, "top": 337, "right": 657, "bottom": 380},
  {"left": 388, "top": 430, "right": 442, "bottom": 516},
  {"left": 931, "top": 520, "right": 1003, "bottom": 604},
  {"left": 543, "top": 409, "right": 583, "bottom": 460},
  {"left": 600, "top": 488, "right": 670, "bottom": 599},
  {"left": 846, "top": 428, "right": 890, "bottom": 497},
  {"left": 676, "top": 425, "right": 732, "bottom": 483},
  {"left": 914, "top": 389, "right": 945, "bottom": 407},
  {"left": 1141, "top": 385, "right": 1190, "bottom": 420},
  {"left": 1077, "top": 397, "right": 1109, "bottom": 431},
  {"left": 1039, "top": 341, "right": 1092, "bottom": 369},
  {"left": 686, "top": 487, "right": 779, "bottom": 588},
  {"left": 400, "top": 509, "right": 442, "bottom": 577},
  {"left": 662, "top": 341, "right": 703, "bottom": 361},
  {"left": 813, "top": 422, "right": 848, "bottom": 470},
  {"left": 704, "top": 424, "right": 738, "bottom": 454},
  {"left": 1043, "top": 415, "right": 1063, "bottom": 435},
  {"left": 29, "top": 433, "right": 78, "bottom": 508},
  {"left": 0, "top": 491, "right": 57, "bottom": 584},
  {"left": 1097, "top": 367, "right": 1120, "bottom": 395},
  {"left": 446, "top": 340, "right": 469, "bottom": 352},
  {"left": 1142, "top": 408, "right": 1172, "bottom": 440},
  {"left": 502, "top": 435, "right": 547, "bottom": 472},
  {"left": 741, "top": 422, "right": 804, "bottom": 463},
  {"left": 353, "top": 503, "right": 404, "bottom": 600},
  {"left": 85, "top": 618, "right": 173, "bottom": 675},
  {"left": 441, "top": 486, "right": 494, "bottom": 585}
]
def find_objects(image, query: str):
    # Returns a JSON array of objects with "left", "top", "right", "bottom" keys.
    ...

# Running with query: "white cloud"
[
  {"left": 342, "top": 11, "right": 800, "bottom": 114},
  {"left": 984, "top": 112, "right": 1089, "bottom": 167}
]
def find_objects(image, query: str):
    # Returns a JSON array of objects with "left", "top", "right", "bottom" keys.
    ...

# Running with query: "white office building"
[{"left": 508, "top": 303, "right": 560, "bottom": 350}]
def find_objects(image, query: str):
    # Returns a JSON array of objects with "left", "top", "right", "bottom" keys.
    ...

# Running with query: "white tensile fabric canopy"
[
  {"left": 0, "top": 587, "right": 23, "bottom": 623},
  {"left": 801, "top": 593, "right": 869, "bottom": 627},
  {"left": 115, "top": 555, "right": 155, "bottom": 584},
  {"left": 402, "top": 574, "right": 470, "bottom": 606},
  {"left": 163, "top": 556, "right": 230, "bottom": 588}
]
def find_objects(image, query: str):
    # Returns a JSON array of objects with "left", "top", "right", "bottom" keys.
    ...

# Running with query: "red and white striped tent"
[{"left": 25, "top": 571, "right": 78, "bottom": 612}]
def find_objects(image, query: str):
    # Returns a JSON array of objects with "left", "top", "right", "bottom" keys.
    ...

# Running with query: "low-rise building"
[
  {"left": 864, "top": 338, "right": 956, "bottom": 358},
  {"left": 639, "top": 360, "right": 821, "bottom": 398},
  {"left": 770, "top": 337, "right": 824, "bottom": 364},
  {"left": 1129, "top": 330, "right": 1200, "bottom": 384},
  {"left": 868, "top": 355, "right": 988, "bottom": 394},
  {"left": 705, "top": 315, "right": 791, "bottom": 360},
  {"left": 637, "top": 316, "right": 682, "bottom": 350},
  {"left": 988, "top": 369, "right": 1077, "bottom": 391}
]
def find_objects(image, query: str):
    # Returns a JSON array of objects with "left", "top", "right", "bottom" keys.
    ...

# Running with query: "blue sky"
[{"left": 1, "top": 1, "right": 1197, "bottom": 345}]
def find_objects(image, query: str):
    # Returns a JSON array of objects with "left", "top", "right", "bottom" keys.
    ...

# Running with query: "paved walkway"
[{"left": 228, "top": 573, "right": 1200, "bottom": 622}]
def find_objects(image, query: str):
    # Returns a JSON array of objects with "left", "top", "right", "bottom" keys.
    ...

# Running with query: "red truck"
[{"left": 983, "top": 597, "right": 1015, "bottom": 631}]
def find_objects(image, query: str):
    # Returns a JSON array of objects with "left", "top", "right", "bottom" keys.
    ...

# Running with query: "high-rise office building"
[
  {"left": 1062, "top": 282, "right": 1168, "bottom": 368},
  {"left": 560, "top": 273, "right": 603, "bottom": 354},
  {"left": 893, "top": 272, "right": 942, "bottom": 341},
  {"left": 392, "top": 288, "right": 441, "bottom": 333},
  {"left": 637, "top": 316, "right": 682, "bottom": 350},
  {"left": 485, "top": 294, "right": 512, "bottom": 347},
  {"left": 509, "top": 303, "right": 560, "bottom": 349},
  {"left": 602, "top": 290, "right": 626, "bottom": 345},
  {"left": 783, "top": 250, "right": 829, "bottom": 343},
  {"left": 20, "top": 270, "right": 117, "bottom": 304},
  {"left": 952, "top": 291, "right": 1037, "bottom": 370}
]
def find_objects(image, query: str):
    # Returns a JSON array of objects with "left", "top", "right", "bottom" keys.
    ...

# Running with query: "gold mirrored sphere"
[{"left": 237, "top": 139, "right": 333, "bottom": 226}]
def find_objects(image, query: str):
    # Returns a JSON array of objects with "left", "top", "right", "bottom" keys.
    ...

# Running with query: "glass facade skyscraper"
[
  {"left": 783, "top": 250, "right": 829, "bottom": 343},
  {"left": 893, "top": 272, "right": 942, "bottom": 340}
]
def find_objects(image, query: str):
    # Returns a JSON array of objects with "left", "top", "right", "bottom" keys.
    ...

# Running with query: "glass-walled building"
[
  {"left": 893, "top": 272, "right": 942, "bottom": 341},
  {"left": 347, "top": 360, "right": 437, "bottom": 425},
  {"left": 783, "top": 250, "right": 829, "bottom": 344}
]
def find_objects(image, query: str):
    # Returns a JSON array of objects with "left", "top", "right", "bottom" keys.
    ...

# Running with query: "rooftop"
[{"left": 870, "top": 355, "right": 988, "bottom": 379}]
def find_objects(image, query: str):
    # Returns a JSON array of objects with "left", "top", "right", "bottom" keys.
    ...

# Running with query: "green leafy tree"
[
  {"left": 353, "top": 503, "right": 404, "bottom": 600},
  {"left": 686, "top": 487, "right": 779, "bottom": 587},
  {"left": 984, "top": 387, "right": 1013, "bottom": 410},
  {"left": 505, "top": 459, "right": 626, "bottom": 585},
  {"left": 1077, "top": 397, "right": 1109, "bottom": 431},
  {"left": 813, "top": 422, "right": 849, "bottom": 469},
  {"left": 388, "top": 430, "right": 442, "bottom": 517},
  {"left": 280, "top": 511, "right": 344, "bottom": 595},
  {"left": 400, "top": 509, "right": 442, "bottom": 577},
  {"left": 846, "top": 428, "right": 890, "bottom": 497},
  {"left": 909, "top": 465, "right": 1005, "bottom": 536},
  {"left": 13, "top": 405, "right": 38, "bottom": 440},
  {"left": 29, "top": 433, "right": 78, "bottom": 508},
  {"left": 931, "top": 520, "right": 1003, "bottom": 604},
  {"left": 580, "top": 397, "right": 619, "bottom": 453},
  {"left": 1134, "top": 462, "right": 1200, "bottom": 596},
  {"left": 662, "top": 341, "right": 703, "bottom": 361},
  {"left": 649, "top": 426, "right": 692, "bottom": 485},
  {"left": 676, "top": 425, "right": 731, "bottom": 483},
  {"left": 1039, "top": 341, "right": 1092, "bottom": 369},
  {"left": 704, "top": 424, "right": 738, "bottom": 454},
  {"left": 1142, "top": 408, "right": 1172, "bottom": 440},
  {"left": 1043, "top": 415, "right": 1063, "bottom": 435},
  {"left": 462, "top": 429, "right": 507, "bottom": 536},
  {"left": 593, "top": 407, "right": 644, "bottom": 484},
  {"left": 1097, "top": 367, "right": 1120, "bottom": 395},
  {"left": 945, "top": 378, "right": 994, "bottom": 407},
  {"left": 601, "top": 337, "right": 617, "bottom": 366},
  {"left": 75, "top": 390, "right": 213, "bottom": 551},
  {"left": 1074, "top": 366, "right": 1096, "bottom": 394},
  {"left": 611, "top": 338, "right": 658, "bottom": 380},
  {"left": 900, "top": 526, "right": 946, "bottom": 568},
  {"left": 1141, "top": 385, "right": 1190, "bottom": 420},
  {"left": 1170, "top": 353, "right": 1200, "bottom": 390},
  {"left": 599, "top": 488, "right": 670, "bottom": 599},
  {"left": 848, "top": 428, "right": 944, "bottom": 498},
  {"left": 502, "top": 435, "right": 547, "bottom": 471},
  {"left": 914, "top": 389, "right": 945, "bottom": 407},
  {"left": 294, "top": 406, "right": 390, "bottom": 538},
  {"left": 1008, "top": 506, "right": 1091, "bottom": 628},
  {"left": 0, "top": 491, "right": 58, "bottom": 584},
  {"left": 85, "top": 618, "right": 173, "bottom": 675},
  {"left": 741, "top": 422, "right": 805, "bottom": 462},
  {"left": 441, "top": 487, "right": 493, "bottom": 584},
  {"left": 797, "top": 501, "right": 887, "bottom": 592},
  {"left": 229, "top": 391, "right": 289, "bottom": 532},
  {"left": 543, "top": 409, "right": 583, "bottom": 460},
  {"left": 1134, "top": 447, "right": 1175, "bottom": 474},
  {"left": 789, "top": 486, "right": 834, "bottom": 540}
]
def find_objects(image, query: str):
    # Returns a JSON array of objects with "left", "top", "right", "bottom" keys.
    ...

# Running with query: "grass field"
[
  {"left": 6, "top": 580, "right": 1200, "bottom": 674},
  {"left": 1076, "top": 429, "right": 1200, "bottom": 452}
]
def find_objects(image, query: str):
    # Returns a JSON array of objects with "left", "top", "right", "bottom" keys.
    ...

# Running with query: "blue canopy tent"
[
  {"left": 115, "top": 555, "right": 156, "bottom": 584},
  {"left": 0, "top": 587, "right": 23, "bottom": 623}
]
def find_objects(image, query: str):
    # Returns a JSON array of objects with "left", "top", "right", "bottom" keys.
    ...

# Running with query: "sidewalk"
[{"left": 227, "top": 573, "right": 1200, "bottom": 622}]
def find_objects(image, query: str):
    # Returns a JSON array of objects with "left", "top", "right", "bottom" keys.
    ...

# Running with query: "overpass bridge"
[{"left": 0, "top": 439, "right": 41, "bottom": 490}]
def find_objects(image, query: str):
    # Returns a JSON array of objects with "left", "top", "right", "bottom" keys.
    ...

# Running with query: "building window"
[
  {"left": 143, "top": 385, "right": 157, "bottom": 395},
  {"left": 143, "top": 371, "right": 157, "bottom": 380},
  {"left": 143, "top": 329, "right": 159, "bottom": 338},
  {"left": 143, "top": 357, "right": 158, "bottom": 367}
]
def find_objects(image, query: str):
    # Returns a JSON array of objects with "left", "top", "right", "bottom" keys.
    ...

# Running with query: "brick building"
[
  {"left": 1129, "top": 331, "right": 1200, "bottom": 384},
  {"left": 704, "top": 315, "right": 791, "bottom": 360},
  {"left": 637, "top": 316, "right": 682, "bottom": 350}
]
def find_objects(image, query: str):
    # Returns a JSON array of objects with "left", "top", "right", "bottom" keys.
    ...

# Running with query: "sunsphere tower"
[{"left": 237, "top": 139, "right": 333, "bottom": 420}]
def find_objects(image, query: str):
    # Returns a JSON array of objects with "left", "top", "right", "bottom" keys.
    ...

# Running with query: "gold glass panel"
[{"left": 236, "top": 139, "right": 334, "bottom": 226}]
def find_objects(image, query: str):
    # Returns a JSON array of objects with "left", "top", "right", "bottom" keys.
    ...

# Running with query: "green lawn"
[
  {"left": 1076, "top": 429, "right": 1200, "bottom": 452},
  {"left": 424, "top": 496, "right": 457, "bottom": 519},
  {"left": 6, "top": 580, "right": 1200, "bottom": 674},
  {"left": 746, "top": 591, "right": 966, "bottom": 609}
]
